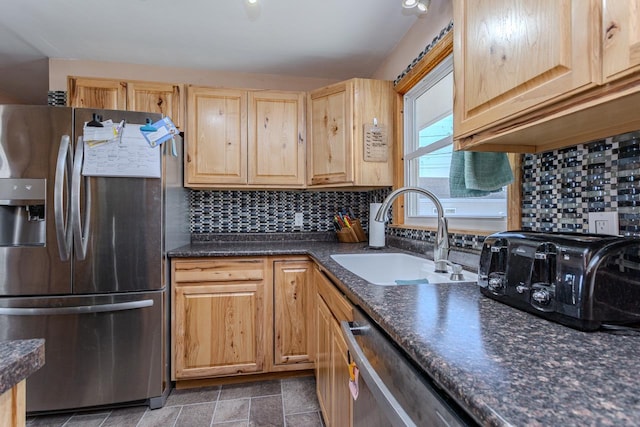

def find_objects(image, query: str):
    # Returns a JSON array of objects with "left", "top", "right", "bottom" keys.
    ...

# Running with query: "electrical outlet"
[
  {"left": 587, "top": 212, "right": 619, "bottom": 235},
  {"left": 294, "top": 212, "right": 304, "bottom": 227}
]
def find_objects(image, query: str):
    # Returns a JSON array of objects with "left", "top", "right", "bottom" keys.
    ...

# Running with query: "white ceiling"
[{"left": 0, "top": 0, "right": 424, "bottom": 103}]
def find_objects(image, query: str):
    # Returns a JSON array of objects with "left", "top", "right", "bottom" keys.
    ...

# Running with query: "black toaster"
[{"left": 478, "top": 231, "right": 640, "bottom": 331}]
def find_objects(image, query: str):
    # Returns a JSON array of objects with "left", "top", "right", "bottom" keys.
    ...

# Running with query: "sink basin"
[{"left": 330, "top": 253, "right": 476, "bottom": 286}]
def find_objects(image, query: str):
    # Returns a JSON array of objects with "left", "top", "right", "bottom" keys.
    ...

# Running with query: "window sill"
[{"left": 388, "top": 223, "right": 495, "bottom": 237}]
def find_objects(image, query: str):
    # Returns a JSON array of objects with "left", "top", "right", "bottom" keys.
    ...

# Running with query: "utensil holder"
[{"left": 336, "top": 219, "right": 366, "bottom": 243}]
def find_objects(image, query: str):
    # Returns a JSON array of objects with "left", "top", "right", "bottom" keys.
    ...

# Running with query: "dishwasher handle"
[
  {"left": 0, "top": 299, "right": 154, "bottom": 316},
  {"left": 341, "top": 320, "right": 417, "bottom": 427}
]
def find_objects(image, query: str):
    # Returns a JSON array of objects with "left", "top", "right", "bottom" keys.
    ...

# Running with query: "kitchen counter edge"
[{"left": 0, "top": 339, "right": 45, "bottom": 395}]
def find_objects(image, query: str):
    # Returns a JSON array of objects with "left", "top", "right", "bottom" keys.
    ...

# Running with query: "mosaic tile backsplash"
[
  {"left": 189, "top": 188, "right": 485, "bottom": 250},
  {"left": 522, "top": 131, "right": 640, "bottom": 237},
  {"left": 190, "top": 190, "right": 385, "bottom": 234}
]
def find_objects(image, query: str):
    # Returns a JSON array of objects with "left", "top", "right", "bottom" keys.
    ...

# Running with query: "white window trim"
[{"left": 402, "top": 54, "right": 507, "bottom": 232}]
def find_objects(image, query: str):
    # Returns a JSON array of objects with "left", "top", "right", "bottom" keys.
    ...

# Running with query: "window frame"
[{"left": 393, "top": 31, "right": 521, "bottom": 235}]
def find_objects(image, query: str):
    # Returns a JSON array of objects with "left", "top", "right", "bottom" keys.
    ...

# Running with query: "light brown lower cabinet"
[
  {"left": 171, "top": 256, "right": 314, "bottom": 382},
  {"left": 172, "top": 258, "right": 268, "bottom": 379},
  {"left": 273, "top": 259, "right": 315, "bottom": 370},
  {"left": 0, "top": 380, "right": 25, "bottom": 427},
  {"left": 315, "top": 266, "right": 353, "bottom": 427}
]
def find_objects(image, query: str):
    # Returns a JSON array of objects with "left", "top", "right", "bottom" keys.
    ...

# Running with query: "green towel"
[{"left": 449, "top": 151, "right": 514, "bottom": 197}]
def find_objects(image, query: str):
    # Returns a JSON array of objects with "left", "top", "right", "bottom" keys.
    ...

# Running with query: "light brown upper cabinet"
[
  {"left": 68, "top": 77, "right": 127, "bottom": 110},
  {"left": 602, "top": 0, "right": 640, "bottom": 82},
  {"left": 307, "top": 78, "right": 394, "bottom": 187},
  {"left": 248, "top": 91, "right": 306, "bottom": 187},
  {"left": 186, "top": 86, "right": 306, "bottom": 189},
  {"left": 453, "top": 0, "right": 640, "bottom": 153},
  {"left": 126, "top": 81, "right": 182, "bottom": 129},
  {"left": 67, "top": 77, "right": 183, "bottom": 128},
  {"left": 453, "top": 0, "right": 599, "bottom": 152},
  {"left": 186, "top": 87, "right": 247, "bottom": 186}
]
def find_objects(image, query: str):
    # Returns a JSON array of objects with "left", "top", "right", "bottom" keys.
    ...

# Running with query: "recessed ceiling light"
[
  {"left": 247, "top": 0, "right": 258, "bottom": 4},
  {"left": 402, "top": 0, "right": 430, "bottom": 13},
  {"left": 416, "top": 0, "right": 430, "bottom": 12}
]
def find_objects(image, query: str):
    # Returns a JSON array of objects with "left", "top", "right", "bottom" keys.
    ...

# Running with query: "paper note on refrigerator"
[{"left": 82, "top": 124, "right": 161, "bottom": 178}]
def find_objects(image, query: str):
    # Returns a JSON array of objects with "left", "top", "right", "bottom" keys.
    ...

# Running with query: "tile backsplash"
[
  {"left": 522, "top": 131, "right": 640, "bottom": 237},
  {"left": 189, "top": 189, "right": 385, "bottom": 234},
  {"left": 189, "top": 188, "right": 485, "bottom": 250}
]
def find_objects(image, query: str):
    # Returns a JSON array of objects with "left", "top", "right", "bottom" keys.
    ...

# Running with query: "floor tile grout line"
[
  {"left": 280, "top": 379, "right": 287, "bottom": 427},
  {"left": 211, "top": 386, "right": 221, "bottom": 427},
  {"left": 170, "top": 405, "right": 184, "bottom": 427},
  {"left": 134, "top": 407, "right": 149, "bottom": 427}
]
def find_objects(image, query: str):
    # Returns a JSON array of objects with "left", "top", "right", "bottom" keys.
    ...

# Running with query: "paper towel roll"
[{"left": 368, "top": 203, "right": 386, "bottom": 248}]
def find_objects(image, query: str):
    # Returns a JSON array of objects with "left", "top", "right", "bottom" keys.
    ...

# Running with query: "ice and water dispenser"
[{"left": 0, "top": 178, "right": 47, "bottom": 246}]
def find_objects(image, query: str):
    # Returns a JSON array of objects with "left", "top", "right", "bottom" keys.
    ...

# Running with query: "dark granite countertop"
[
  {"left": 0, "top": 339, "right": 45, "bottom": 395},
  {"left": 169, "top": 238, "right": 640, "bottom": 426}
]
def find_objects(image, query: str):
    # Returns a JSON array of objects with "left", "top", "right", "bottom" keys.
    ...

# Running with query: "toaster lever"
[
  {"left": 532, "top": 289, "right": 551, "bottom": 305},
  {"left": 488, "top": 276, "right": 504, "bottom": 291}
]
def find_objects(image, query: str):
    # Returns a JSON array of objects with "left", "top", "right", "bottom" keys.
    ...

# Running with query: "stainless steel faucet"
[{"left": 375, "top": 186, "right": 450, "bottom": 273}]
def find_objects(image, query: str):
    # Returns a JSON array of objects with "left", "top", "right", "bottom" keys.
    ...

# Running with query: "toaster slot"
[
  {"left": 479, "top": 238, "right": 508, "bottom": 294},
  {"left": 529, "top": 243, "right": 557, "bottom": 312}
]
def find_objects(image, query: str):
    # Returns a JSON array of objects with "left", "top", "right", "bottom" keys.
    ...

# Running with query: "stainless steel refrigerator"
[{"left": 0, "top": 105, "right": 189, "bottom": 413}]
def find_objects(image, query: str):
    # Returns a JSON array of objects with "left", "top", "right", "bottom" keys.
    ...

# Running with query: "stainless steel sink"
[{"left": 330, "top": 253, "right": 476, "bottom": 286}]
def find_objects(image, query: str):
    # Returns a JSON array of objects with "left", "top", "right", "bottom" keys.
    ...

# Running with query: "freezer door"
[
  {"left": 72, "top": 109, "right": 163, "bottom": 293},
  {"left": 0, "top": 291, "right": 163, "bottom": 413},
  {"left": 0, "top": 105, "right": 73, "bottom": 296}
]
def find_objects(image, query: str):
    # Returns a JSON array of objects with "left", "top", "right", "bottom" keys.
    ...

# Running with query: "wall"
[
  {"left": 49, "top": 59, "right": 338, "bottom": 92},
  {"left": 0, "top": 58, "right": 49, "bottom": 105},
  {"left": 372, "top": 0, "right": 453, "bottom": 81}
]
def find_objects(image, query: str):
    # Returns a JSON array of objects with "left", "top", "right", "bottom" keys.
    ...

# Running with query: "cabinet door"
[
  {"left": 603, "top": 0, "right": 640, "bottom": 82},
  {"left": 273, "top": 260, "right": 313, "bottom": 366},
  {"left": 174, "top": 282, "right": 266, "bottom": 379},
  {"left": 331, "top": 319, "right": 353, "bottom": 427},
  {"left": 307, "top": 82, "right": 353, "bottom": 185},
  {"left": 186, "top": 86, "right": 247, "bottom": 186},
  {"left": 248, "top": 91, "right": 306, "bottom": 186},
  {"left": 316, "top": 294, "right": 333, "bottom": 426},
  {"left": 127, "top": 81, "right": 183, "bottom": 129},
  {"left": 453, "top": 0, "right": 599, "bottom": 138},
  {"left": 67, "top": 77, "right": 126, "bottom": 109}
]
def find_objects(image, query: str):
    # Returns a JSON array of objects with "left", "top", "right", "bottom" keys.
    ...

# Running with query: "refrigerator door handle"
[
  {"left": 0, "top": 299, "right": 154, "bottom": 316},
  {"left": 71, "top": 136, "right": 91, "bottom": 261},
  {"left": 54, "top": 135, "right": 73, "bottom": 261}
]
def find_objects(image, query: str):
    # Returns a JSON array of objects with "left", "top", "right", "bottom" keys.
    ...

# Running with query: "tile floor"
[{"left": 26, "top": 376, "right": 324, "bottom": 427}]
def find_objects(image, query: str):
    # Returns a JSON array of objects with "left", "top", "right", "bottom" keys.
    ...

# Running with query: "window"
[{"left": 403, "top": 55, "right": 508, "bottom": 232}]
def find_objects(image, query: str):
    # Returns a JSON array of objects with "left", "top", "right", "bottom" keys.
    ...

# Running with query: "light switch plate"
[
  {"left": 587, "top": 212, "right": 619, "bottom": 235},
  {"left": 294, "top": 212, "right": 304, "bottom": 227}
]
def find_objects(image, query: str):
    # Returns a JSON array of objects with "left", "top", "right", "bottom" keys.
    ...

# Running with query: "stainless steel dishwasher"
[{"left": 341, "top": 307, "right": 476, "bottom": 427}]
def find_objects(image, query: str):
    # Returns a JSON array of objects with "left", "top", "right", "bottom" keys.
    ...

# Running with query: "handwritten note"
[
  {"left": 363, "top": 123, "right": 389, "bottom": 162},
  {"left": 82, "top": 124, "right": 161, "bottom": 178}
]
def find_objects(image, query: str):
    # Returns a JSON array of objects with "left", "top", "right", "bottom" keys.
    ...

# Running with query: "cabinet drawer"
[
  {"left": 315, "top": 268, "right": 353, "bottom": 322},
  {"left": 173, "top": 259, "right": 265, "bottom": 283}
]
